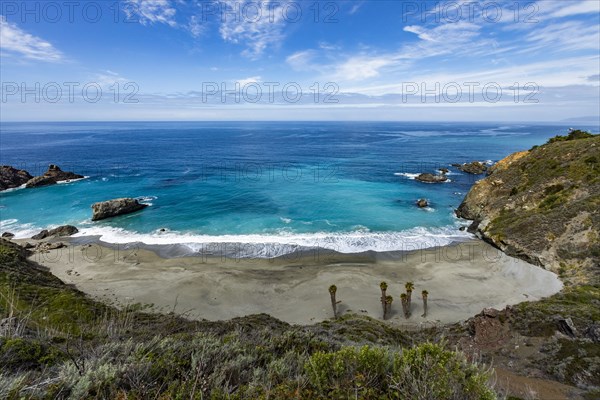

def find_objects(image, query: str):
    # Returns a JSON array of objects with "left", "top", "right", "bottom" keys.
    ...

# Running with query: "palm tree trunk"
[
  {"left": 330, "top": 292, "right": 337, "bottom": 318},
  {"left": 422, "top": 297, "right": 428, "bottom": 318}
]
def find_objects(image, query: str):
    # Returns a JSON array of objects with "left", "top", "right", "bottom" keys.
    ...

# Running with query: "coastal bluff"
[{"left": 457, "top": 131, "right": 599, "bottom": 282}]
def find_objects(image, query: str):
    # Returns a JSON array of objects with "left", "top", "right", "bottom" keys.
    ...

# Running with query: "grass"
[{"left": 0, "top": 239, "right": 499, "bottom": 399}]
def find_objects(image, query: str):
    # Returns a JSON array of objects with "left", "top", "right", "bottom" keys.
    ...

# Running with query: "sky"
[{"left": 0, "top": 0, "right": 599, "bottom": 122}]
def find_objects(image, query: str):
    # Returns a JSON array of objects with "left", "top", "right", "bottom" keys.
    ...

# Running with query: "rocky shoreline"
[
  {"left": 456, "top": 131, "right": 599, "bottom": 282},
  {"left": 0, "top": 164, "right": 84, "bottom": 190}
]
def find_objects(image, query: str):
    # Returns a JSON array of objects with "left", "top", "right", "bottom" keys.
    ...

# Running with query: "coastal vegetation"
[
  {"left": 0, "top": 239, "right": 497, "bottom": 399},
  {"left": 457, "top": 131, "right": 599, "bottom": 282}
]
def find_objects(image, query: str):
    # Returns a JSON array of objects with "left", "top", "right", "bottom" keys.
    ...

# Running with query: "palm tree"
[
  {"left": 380, "top": 282, "right": 388, "bottom": 316},
  {"left": 329, "top": 285, "right": 338, "bottom": 318},
  {"left": 384, "top": 295, "right": 393, "bottom": 320},
  {"left": 400, "top": 293, "right": 409, "bottom": 319},
  {"left": 421, "top": 290, "right": 429, "bottom": 318},
  {"left": 405, "top": 281, "right": 415, "bottom": 312}
]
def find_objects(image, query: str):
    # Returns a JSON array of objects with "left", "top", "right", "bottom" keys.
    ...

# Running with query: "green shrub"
[
  {"left": 304, "top": 343, "right": 496, "bottom": 399},
  {"left": 547, "top": 130, "right": 595, "bottom": 144},
  {"left": 0, "top": 338, "right": 64, "bottom": 371}
]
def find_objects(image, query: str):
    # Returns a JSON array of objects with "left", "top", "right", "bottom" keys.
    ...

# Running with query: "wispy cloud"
[
  {"left": 348, "top": 2, "right": 365, "bottom": 15},
  {"left": 288, "top": 20, "right": 487, "bottom": 83},
  {"left": 286, "top": 50, "right": 318, "bottom": 70},
  {"left": 218, "top": 0, "right": 289, "bottom": 59},
  {"left": 125, "top": 0, "right": 177, "bottom": 27},
  {"left": 539, "top": 0, "right": 600, "bottom": 19},
  {"left": 522, "top": 20, "right": 600, "bottom": 53},
  {"left": 124, "top": 0, "right": 205, "bottom": 37},
  {"left": 0, "top": 17, "right": 63, "bottom": 62}
]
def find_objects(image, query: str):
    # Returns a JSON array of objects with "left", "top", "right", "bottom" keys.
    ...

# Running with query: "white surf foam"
[
  {"left": 394, "top": 172, "right": 420, "bottom": 179},
  {"left": 394, "top": 172, "right": 451, "bottom": 183},
  {"left": 56, "top": 176, "right": 89, "bottom": 185},
  {"left": 72, "top": 224, "right": 473, "bottom": 258},
  {"left": 0, "top": 219, "right": 43, "bottom": 238}
]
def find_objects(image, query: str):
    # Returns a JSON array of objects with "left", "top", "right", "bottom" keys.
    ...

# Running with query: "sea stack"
[
  {"left": 25, "top": 164, "right": 84, "bottom": 188},
  {"left": 415, "top": 173, "right": 448, "bottom": 183},
  {"left": 91, "top": 198, "right": 148, "bottom": 221}
]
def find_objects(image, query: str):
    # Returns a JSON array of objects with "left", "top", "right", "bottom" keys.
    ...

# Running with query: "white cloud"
[
  {"left": 0, "top": 17, "right": 63, "bottom": 62},
  {"left": 125, "top": 0, "right": 177, "bottom": 27},
  {"left": 333, "top": 56, "right": 395, "bottom": 81},
  {"left": 344, "top": 55, "right": 600, "bottom": 96},
  {"left": 236, "top": 76, "right": 262, "bottom": 86},
  {"left": 403, "top": 21, "right": 481, "bottom": 44},
  {"left": 218, "top": 0, "right": 289, "bottom": 59},
  {"left": 541, "top": 0, "right": 600, "bottom": 18},
  {"left": 313, "top": 21, "right": 486, "bottom": 82},
  {"left": 94, "top": 70, "right": 129, "bottom": 89},
  {"left": 349, "top": 2, "right": 365, "bottom": 15},
  {"left": 286, "top": 50, "right": 317, "bottom": 70},
  {"left": 523, "top": 20, "right": 600, "bottom": 53},
  {"left": 187, "top": 15, "right": 204, "bottom": 38}
]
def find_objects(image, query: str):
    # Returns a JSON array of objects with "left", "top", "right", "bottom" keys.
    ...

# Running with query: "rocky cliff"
[{"left": 457, "top": 131, "right": 599, "bottom": 283}]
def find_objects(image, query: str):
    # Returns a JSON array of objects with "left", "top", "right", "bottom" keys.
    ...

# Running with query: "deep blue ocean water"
[{"left": 1, "top": 121, "right": 598, "bottom": 257}]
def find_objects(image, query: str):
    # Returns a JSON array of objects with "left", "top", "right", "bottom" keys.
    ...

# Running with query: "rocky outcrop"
[
  {"left": 91, "top": 198, "right": 148, "bottom": 221},
  {"left": 452, "top": 161, "right": 488, "bottom": 174},
  {"left": 25, "top": 164, "right": 84, "bottom": 188},
  {"left": 1, "top": 232, "right": 15, "bottom": 238},
  {"left": 456, "top": 133, "right": 599, "bottom": 282},
  {"left": 416, "top": 199, "right": 428, "bottom": 208},
  {"left": 25, "top": 175, "right": 57, "bottom": 188},
  {"left": 0, "top": 166, "right": 33, "bottom": 190},
  {"left": 31, "top": 225, "right": 79, "bottom": 240},
  {"left": 415, "top": 173, "right": 448, "bottom": 183}
]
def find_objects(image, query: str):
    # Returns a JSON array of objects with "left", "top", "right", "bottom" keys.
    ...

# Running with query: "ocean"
[{"left": 1, "top": 121, "right": 597, "bottom": 257}]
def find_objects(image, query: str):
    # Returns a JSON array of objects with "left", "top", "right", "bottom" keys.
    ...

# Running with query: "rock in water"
[
  {"left": 416, "top": 199, "right": 428, "bottom": 208},
  {"left": 452, "top": 161, "right": 488, "bottom": 175},
  {"left": 0, "top": 166, "right": 33, "bottom": 190},
  {"left": 439, "top": 168, "right": 449, "bottom": 174},
  {"left": 1, "top": 232, "right": 15, "bottom": 238},
  {"left": 91, "top": 198, "right": 148, "bottom": 221},
  {"left": 25, "top": 164, "right": 84, "bottom": 188},
  {"left": 415, "top": 173, "right": 448, "bottom": 183}
]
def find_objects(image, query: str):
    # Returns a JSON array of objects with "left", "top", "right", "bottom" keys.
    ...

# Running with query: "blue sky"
[{"left": 1, "top": 0, "right": 599, "bottom": 121}]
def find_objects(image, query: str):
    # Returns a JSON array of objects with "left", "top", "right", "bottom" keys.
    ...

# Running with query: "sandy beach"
[{"left": 27, "top": 239, "right": 563, "bottom": 326}]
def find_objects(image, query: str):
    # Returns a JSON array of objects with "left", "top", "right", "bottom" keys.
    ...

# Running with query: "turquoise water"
[{"left": 1, "top": 121, "right": 597, "bottom": 257}]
